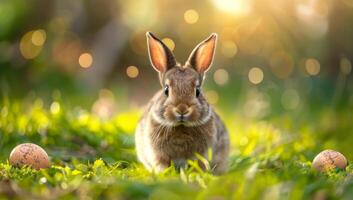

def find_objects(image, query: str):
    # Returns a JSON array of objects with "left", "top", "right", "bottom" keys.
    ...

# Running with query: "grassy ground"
[{"left": 1, "top": 96, "right": 353, "bottom": 200}]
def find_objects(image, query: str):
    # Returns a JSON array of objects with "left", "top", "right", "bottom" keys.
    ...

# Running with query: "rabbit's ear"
[
  {"left": 146, "top": 32, "right": 176, "bottom": 73},
  {"left": 186, "top": 33, "right": 217, "bottom": 74}
]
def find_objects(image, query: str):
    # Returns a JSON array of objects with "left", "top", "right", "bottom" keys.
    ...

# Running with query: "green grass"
[{"left": 1, "top": 96, "right": 353, "bottom": 200}]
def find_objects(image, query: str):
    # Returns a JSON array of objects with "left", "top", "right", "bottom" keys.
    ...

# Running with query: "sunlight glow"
[
  {"left": 213, "top": 0, "right": 251, "bottom": 16},
  {"left": 295, "top": 1, "right": 329, "bottom": 38}
]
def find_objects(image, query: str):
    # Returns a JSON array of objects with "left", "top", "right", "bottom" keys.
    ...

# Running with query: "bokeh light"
[
  {"left": 92, "top": 89, "right": 117, "bottom": 120},
  {"left": 239, "top": 136, "right": 248, "bottom": 146},
  {"left": 221, "top": 40, "right": 237, "bottom": 58},
  {"left": 162, "top": 38, "right": 175, "bottom": 51},
  {"left": 281, "top": 89, "right": 300, "bottom": 110},
  {"left": 295, "top": 1, "right": 329, "bottom": 38},
  {"left": 120, "top": 0, "right": 157, "bottom": 29},
  {"left": 243, "top": 90, "right": 269, "bottom": 118},
  {"left": 248, "top": 67, "right": 264, "bottom": 85},
  {"left": 126, "top": 66, "right": 139, "bottom": 78},
  {"left": 184, "top": 9, "right": 199, "bottom": 24},
  {"left": 78, "top": 53, "right": 93, "bottom": 68},
  {"left": 305, "top": 58, "right": 320, "bottom": 76},
  {"left": 31, "top": 29, "right": 46, "bottom": 46},
  {"left": 48, "top": 17, "right": 68, "bottom": 34},
  {"left": 50, "top": 102, "right": 61, "bottom": 115},
  {"left": 20, "top": 30, "right": 46, "bottom": 59},
  {"left": 213, "top": 68, "right": 229, "bottom": 85}
]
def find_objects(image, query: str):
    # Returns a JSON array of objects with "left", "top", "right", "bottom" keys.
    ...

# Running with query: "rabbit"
[{"left": 135, "top": 32, "right": 229, "bottom": 174}]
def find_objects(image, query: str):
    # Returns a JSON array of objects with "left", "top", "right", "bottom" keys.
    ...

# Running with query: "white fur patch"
[
  {"left": 151, "top": 106, "right": 175, "bottom": 127},
  {"left": 151, "top": 104, "right": 212, "bottom": 127}
]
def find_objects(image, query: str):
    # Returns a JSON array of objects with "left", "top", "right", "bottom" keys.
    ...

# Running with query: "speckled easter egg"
[
  {"left": 312, "top": 149, "right": 347, "bottom": 172},
  {"left": 9, "top": 143, "right": 50, "bottom": 170}
]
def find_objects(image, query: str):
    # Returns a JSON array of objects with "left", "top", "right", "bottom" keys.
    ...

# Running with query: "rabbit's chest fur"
[{"left": 150, "top": 119, "right": 215, "bottom": 160}]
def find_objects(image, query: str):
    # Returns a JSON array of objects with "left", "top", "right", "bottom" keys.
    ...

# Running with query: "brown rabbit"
[{"left": 135, "top": 32, "right": 229, "bottom": 174}]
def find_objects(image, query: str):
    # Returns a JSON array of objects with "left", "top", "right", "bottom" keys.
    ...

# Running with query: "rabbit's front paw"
[{"left": 153, "top": 162, "right": 169, "bottom": 173}]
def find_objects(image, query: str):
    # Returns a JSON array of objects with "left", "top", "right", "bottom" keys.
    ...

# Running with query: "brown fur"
[{"left": 135, "top": 32, "right": 229, "bottom": 174}]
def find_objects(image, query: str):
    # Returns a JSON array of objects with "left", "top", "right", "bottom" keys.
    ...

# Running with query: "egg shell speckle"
[
  {"left": 9, "top": 143, "right": 50, "bottom": 170},
  {"left": 312, "top": 149, "right": 347, "bottom": 172}
]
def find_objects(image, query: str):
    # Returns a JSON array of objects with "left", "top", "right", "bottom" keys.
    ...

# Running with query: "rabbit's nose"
[{"left": 174, "top": 104, "right": 190, "bottom": 116}]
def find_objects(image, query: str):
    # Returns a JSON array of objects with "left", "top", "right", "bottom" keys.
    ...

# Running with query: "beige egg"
[
  {"left": 312, "top": 149, "right": 347, "bottom": 172},
  {"left": 9, "top": 143, "right": 50, "bottom": 170}
]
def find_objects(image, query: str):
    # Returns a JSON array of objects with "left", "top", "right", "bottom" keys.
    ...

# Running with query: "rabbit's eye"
[
  {"left": 196, "top": 87, "right": 201, "bottom": 97},
  {"left": 164, "top": 85, "right": 169, "bottom": 96}
]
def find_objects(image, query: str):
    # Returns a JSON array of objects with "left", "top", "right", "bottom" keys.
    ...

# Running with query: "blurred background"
[
  {"left": 0, "top": 0, "right": 353, "bottom": 160},
  {"left": 1, "top": 0, "right": 353, "bottom": 112},
  {"left": 2, "top": 1, "right": 353, "bottom": 198}
]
